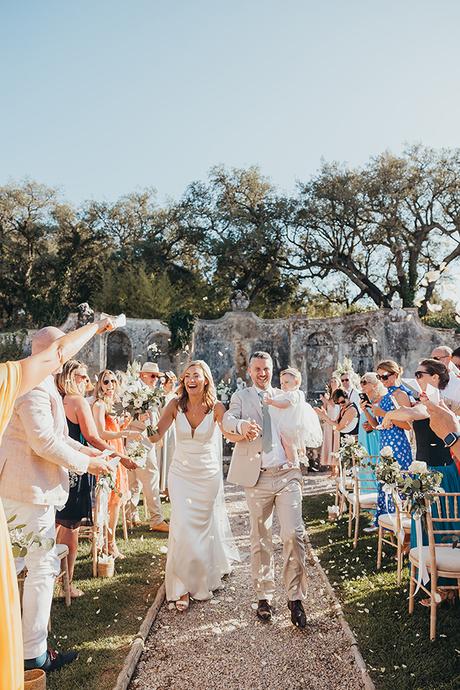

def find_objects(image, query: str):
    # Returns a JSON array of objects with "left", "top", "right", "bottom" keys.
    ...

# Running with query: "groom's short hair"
[{"left": 249, "top": 351, "right": 272, "bottom": 363}]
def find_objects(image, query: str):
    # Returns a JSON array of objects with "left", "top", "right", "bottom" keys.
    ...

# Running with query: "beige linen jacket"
[
  {"left": 223, "top": 386, "right": 281, "bottom": 488},
  {"left": 0, "top": 376, "right": 90, "bottom": 507}
]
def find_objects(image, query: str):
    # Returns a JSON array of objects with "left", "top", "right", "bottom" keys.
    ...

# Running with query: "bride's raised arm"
[
  {"left": 147, "top": 397, "right": 178, "bottom": 442},
  {"left": 214, "top": 402, "right": 247, "bottom": 442}
]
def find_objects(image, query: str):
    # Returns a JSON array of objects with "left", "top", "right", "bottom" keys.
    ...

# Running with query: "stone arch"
[
  {"left": 306, "top": 331, "right": 335, "bottom": 397},
  {"left": 346, "top": 328, "right": 374, "bottom": 375},
  {"left": 106, "top": 330, "right": 133, "bottom": 372}
]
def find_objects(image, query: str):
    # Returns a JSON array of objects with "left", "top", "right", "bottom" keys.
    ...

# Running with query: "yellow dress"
[{"left": 0, "top": 361, "right": 24, "bottom": 690}]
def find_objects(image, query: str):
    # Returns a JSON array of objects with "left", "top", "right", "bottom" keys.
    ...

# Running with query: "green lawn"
[
  {"left": 303, "top": 493, "right": 460, "bottom": 690},
  {"left": 47, "top": 503, "right": 169, "bottom": 690}
]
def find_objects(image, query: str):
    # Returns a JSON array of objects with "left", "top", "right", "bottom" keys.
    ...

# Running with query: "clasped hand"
[{"left": 240, "top": 420, "right": 262, "bottom": 441}]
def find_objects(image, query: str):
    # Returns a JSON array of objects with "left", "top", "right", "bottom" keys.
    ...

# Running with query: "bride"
[{"left": 148, "top": 360, "right": 240, "bottom": 611}]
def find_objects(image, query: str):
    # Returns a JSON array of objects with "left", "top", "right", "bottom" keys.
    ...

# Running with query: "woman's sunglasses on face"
[
  {"left": 337, "top": 398, "right": 347, "bottom": 405},
  {"left": 103, "top": 378, "right": 117, "bottom": 385},
  {"left": 341, "top": 377, "right": 349, "bottom": 383},
  {"left": 360, "top": 379, "right": 368, "bottom": 386},
  {"left": 414, "top": 370, "right": 430, "bottom": 379},
  {"left": 376, "top": 373, "right": 393, "bottom": 381}
]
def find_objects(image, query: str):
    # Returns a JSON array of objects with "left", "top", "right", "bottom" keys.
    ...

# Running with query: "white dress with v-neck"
[{"left": 165, "top": 408, "right": 239, "bottom": 602}]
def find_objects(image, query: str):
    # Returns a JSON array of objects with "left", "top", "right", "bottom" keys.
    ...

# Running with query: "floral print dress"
[{"left": 374, "top": 385, "right": 414, "bottom": 524}]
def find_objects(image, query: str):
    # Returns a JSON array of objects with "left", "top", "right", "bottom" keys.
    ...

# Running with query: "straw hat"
[{"left": 140, "top": 362, "right": 164, "bottom": 376}]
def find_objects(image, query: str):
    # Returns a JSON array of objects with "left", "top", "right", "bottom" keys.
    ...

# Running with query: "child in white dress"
[{"left": 265, "top": 367, "right": 323, "bottom": 462}]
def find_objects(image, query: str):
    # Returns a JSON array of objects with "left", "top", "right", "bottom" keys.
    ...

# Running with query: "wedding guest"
[
  {"left": 451, "top": 346, "right": 460, "bottom": 370},
  {"left": 148, "top": 361, "right": 240, "bottom": 611},
  {"left": 358, "top": 373, "right": 384, "bottom": 458},
  {"left": 55, "top": 361, "right": 136, "bottom": 594},
  {"left": 369, "top": 359, "right": 414, "bottom": 530},
  {"left": 431, "top": 345, "right": 460, "bottom": 404},
  {"left": 126, "top": 362, "right": 169, "bottom": 532},
  {"left": 159, "top": 371, "right": 178, "bottom": 495},
  {"left": 357, "top": 373, "right": 384, "bottom": 518},
  {"left": 0, "top": 316, "right": 116, "bottom": 685},
  {"left": 317, "top": 389, "right": 359, "bottom": 438},
  {"left": 340, "top": 370, "right": 361, "bottom": 407},
  {"left": 92, "top": 370, "right": 140, "bottom": 559},
  {"left": 318, "top": 376, "right": 340, "bottom": 476},
  {"left": 381, "top": 358, "right": 460, "bottom": 604},
  {"left": 0, "top": 326, "right": 112, "bottom": 675}
]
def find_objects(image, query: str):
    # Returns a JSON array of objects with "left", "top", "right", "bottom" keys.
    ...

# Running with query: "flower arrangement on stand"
[
  {"left": 374, "top": 446, "right": 444, "bottom": 524},
  {"left": 335, "top": 435, "right": 368, "bottom": 470}
]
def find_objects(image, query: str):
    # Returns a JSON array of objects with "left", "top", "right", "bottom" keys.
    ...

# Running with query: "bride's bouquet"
[{"left": 119, "top": 361, "right": 164, "bottom": 420}]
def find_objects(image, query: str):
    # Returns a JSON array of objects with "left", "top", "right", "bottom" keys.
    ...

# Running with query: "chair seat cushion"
[
  {"left": 409, "top": 546, "right": 460, "bottom": 573},
  {"left": 378, "top": 513, "right": 411, "bottom": 531},
  {"left": 55, "top": 543, "right": 69, "bottom": 558},
  {"left": 347, "top": 492, "right": 378, "bottom": 507}
]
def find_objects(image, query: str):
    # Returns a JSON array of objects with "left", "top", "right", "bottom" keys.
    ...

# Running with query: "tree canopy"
[{"left": 1, "top": 145, "right": 459, "bottom": 333}]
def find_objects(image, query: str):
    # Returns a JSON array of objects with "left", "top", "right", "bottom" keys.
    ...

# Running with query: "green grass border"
[{"left": 46, "top": 512, "right": 169, "bottom": 690}]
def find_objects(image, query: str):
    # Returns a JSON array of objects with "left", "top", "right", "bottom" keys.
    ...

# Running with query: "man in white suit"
[
  {"left": 223, "top": 351, "right": 308, "bottom": 628},
  {"left": 0, "top": 327, "right": 109, "bottom": 673}
]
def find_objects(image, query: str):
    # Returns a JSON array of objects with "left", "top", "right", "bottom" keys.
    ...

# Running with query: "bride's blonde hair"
[{"left": 177, "top": 360, "right": 216, "bottom": 413}]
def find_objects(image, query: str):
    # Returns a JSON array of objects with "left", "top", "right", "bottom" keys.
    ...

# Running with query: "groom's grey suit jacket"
[{"left": 223, "top": 385, "right": 281, "bottom": 488}]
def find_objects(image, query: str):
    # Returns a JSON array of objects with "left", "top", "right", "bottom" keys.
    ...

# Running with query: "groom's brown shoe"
[
  {"left": 256, "top": 599, "right": 272, "bottom": 622},
  {"left": 288, "top": 600, "right": 307, "bottom": 628}
]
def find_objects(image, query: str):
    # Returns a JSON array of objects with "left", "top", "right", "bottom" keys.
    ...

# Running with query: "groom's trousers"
[{"left": 244, "top": 466, "right": 308, "bottom": 602}]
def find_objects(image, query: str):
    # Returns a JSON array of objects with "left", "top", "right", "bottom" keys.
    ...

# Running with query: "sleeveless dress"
[
  {"left": 104, "top": 414, "right": 129, "bottom": 501},
  {"left": 410, "top": 418, "right": 460, "bottom": 586},
  {"left": 165, "top": 409, "right": 239, "bottom": 601},
  {"left": 55, "top": 419, "right": 93, "bottom": 529},
  {"left": 374, "top": 384, "right": 414, "bottom": 524},
  {"left": 0, "top": 361, "right": 23, "bottom": 690}
]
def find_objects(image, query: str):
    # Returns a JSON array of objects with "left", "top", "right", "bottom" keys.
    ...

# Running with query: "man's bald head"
[{"left": 32, "top": 327, "right": 65, "bottom": 355}]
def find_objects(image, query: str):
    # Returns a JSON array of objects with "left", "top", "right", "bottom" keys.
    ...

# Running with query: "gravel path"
[{"left": 130, "top": 476, "right": 364, "bottom": 690}]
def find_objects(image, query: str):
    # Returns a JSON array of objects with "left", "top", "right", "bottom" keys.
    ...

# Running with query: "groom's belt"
[{"left": 260, "top": 462, "right": 298, "bottom": 474}]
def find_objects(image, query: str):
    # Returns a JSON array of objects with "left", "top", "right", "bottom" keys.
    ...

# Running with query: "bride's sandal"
[{"left": 175, "top": 594, "right": 190, "bottom": 612}]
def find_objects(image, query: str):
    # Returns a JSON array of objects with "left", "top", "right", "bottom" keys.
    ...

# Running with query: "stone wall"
[
  {"left": 2, "top": 308, "right": 458, "bottom": 396},
  {"left": 193, "top": 308, "right": 460, "bottom": 396}
]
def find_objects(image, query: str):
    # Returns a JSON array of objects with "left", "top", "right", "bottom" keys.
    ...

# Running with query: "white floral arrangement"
[
  {"left": 374, "top": 446, "right": 444, "bottom": 521},
  {"left": 127, "top": 442, "right": 148, "bottom": 469},
  {"left": 216, "top": 379, "right": 233, "bottom": 402},
  {"left": 7, "top": 514, "right": 54, "bottom": 559},
  {"left": 119, "top": 361, "right": 164, "bottom": 419},
  {"left": 334, "top": 435, "right": 368, "bottom": 469}
]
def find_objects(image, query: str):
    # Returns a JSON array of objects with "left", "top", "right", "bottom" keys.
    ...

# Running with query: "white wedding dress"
[{"left": 165, "top": 409, "right": 239, "bottom": 602}]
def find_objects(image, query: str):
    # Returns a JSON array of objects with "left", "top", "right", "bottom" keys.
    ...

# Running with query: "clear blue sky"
[{"left": 1, "top": 0, "right": 460, "bottom": 208}]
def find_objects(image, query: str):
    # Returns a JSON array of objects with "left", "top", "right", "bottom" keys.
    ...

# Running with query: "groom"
[{"left": 223, "top": 351, "right": 308, "bottom": 628}]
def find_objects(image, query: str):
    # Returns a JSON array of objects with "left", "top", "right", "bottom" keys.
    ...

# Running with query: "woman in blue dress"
[
  {"left": 370, "top": 360, "right": 414, "bottom": 527},
  {"left": 357, "top": 373, "right": 384, "bottom": 525}
]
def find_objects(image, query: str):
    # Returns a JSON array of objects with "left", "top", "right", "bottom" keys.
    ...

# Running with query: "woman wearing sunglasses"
[
  {"left": 318, "top": 376, "right": 341, "bottom": 476},
  {"left": 317, "top": 388, "right": 359, "bottom": 439},
  {"left": 92, "top": 370, "right": 140, "bottom": 559},
  {"left": 55, "top": 361, "right": 137, "bottom": 593},
  {"left": 381, "top": 359, "right": 460, "bottom": 605},
  {"left": 368, "top": 360, "right": 414, "bottom": 529}
]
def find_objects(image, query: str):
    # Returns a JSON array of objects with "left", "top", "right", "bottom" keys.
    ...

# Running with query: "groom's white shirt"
[{"left": 245, "top": 385, "right": 286, "bottom": 469}]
